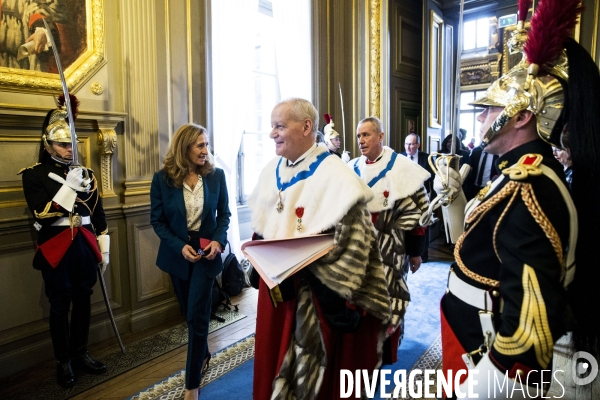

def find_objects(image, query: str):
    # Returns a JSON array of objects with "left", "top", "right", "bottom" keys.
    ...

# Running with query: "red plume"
[
  {"left": 324, "top": 113, "right": 332, "bottom": 124},
  {"left": 57, "top": 94, "right": 80, "bottom": 120},
  {"left": 524, "top": 0, "right": 583, "bottom": 67},
  {"left": 518, "top": 0, "right": 531, "bottom": 22}
]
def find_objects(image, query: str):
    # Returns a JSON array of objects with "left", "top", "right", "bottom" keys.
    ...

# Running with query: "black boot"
[
  {"left": 69, "top": 297, "right": 106, "bottom": 374},
  {"left": 71, "top": 347, "right": 107, "bottom": 374},
  {"left": 49, "top": 311, "right": 74, "bottom": 386},
  {"left": 56, "top": 360, "right": 75, "bottom": 388}
]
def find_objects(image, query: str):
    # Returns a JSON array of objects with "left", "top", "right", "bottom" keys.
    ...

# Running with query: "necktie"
[
  {"left": 410, "top": 155, "right": 414, "bottom": 161},
  {"left": 476, "top": 152, "right": 488, "bottom": 186}
]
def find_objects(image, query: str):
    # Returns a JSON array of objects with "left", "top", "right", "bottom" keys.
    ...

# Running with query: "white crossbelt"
[
  {"left": 447, "top": 269, "right": 503, "bottom": 312},
  {"left": 51, "top": 216, "right": 91, "bottom": 226}
]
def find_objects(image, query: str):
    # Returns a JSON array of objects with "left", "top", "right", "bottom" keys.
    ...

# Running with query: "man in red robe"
[{"left": 248, "top": 98, "right": 391, "bottom": 399}]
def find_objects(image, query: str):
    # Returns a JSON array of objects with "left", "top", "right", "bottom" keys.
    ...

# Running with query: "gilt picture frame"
[
  {"left": 502, "top": 22, "right": 530, "bottom": 74},
  {"left": 0, "top": 0, "right": 105, "bottom": 94},
  {"left": 428, "top": 10, "right": 444, "bottom": 128}
]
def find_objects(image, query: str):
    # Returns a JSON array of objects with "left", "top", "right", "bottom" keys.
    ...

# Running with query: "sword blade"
[
  {"left": 42, "top": 18, "right": 79, "bottom": 166},
  {"left": 338, "top": 82, "right": 346, "bottom": 151},
  {"left": 450, "top": 0, "right": 466, "bottom": 158},
  {"left": 97, "top": 268, "right": 126, "bottom": 354}
]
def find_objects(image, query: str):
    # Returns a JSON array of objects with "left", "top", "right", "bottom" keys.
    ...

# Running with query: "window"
[
  {"left": 237, "top": 1, "right": 279, "bottom": 204},
  {"left": 212, "top": 0, "right": 310, "bottom": 205},
  {"left": 235, "top": 0, "right": 312, "bottom": 204},
  {"left": 459, "top": 90, "right": 487, "bottom": 147},
  {"left": 463, "top": 17, "right": 490, "bottom": 51}
]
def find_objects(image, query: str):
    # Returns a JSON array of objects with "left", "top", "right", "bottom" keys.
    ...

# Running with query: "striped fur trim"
[
  {"left": 271, "top": 284, "right": 326, "bottom": 400},
  {"left": 309, "top": 203, "right": 391, "bottom": 322},
  {"left": 375, "top": 186, "right": 430, "bottom": 327},
  {"left": 375, "top": 187, "right": 429, "bottom": 328}
]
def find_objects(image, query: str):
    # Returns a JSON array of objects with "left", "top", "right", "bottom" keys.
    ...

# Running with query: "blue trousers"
[{"left": 171, "top": 262, "right": 214, "bottom": 389}]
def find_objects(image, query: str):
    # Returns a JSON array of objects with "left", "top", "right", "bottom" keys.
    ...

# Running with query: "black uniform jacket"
[
  {"left": 442, "top": 140, "right": 571, "bottom": 382},
  {"left": 20, "top": 160, "right": 106, "bottom": 269}
]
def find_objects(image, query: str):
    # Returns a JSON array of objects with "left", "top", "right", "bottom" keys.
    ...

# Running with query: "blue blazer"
[{"left": 150, "top": 168, "right": 231, "bottom": 280}]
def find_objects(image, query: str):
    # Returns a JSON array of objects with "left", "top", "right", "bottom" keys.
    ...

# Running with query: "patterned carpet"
[
  {"left": 397, "top": 335, "right": 443, "bottom": 400},
  {"left": 8, "top": 309, "right": 246, "bottom": 400},
  {"left": 129, "top": 334, "right": 255, "bottom": 399}
]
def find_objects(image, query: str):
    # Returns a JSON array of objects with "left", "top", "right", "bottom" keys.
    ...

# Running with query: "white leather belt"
[
  {"left": 447, "top": 269, "right": 503, "bottom": 312},
  {"left": 51, "top": 216, "right": 91, "bottom": 227}
]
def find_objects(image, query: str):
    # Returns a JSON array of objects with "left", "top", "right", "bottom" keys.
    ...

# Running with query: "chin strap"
[{"left": 481, "top": 93, "right": 530, "bottom": 148}]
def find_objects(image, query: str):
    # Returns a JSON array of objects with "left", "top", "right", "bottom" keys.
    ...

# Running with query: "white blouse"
[{"left": 183, "top": 176, "right": 204, "bottom": 231}]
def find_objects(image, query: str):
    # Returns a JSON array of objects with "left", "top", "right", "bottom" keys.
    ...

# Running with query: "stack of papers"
[{"left": 241, "top": 234, "right": 335, "bottom": 289}]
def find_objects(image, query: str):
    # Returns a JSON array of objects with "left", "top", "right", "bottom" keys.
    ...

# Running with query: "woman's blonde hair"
[{"left": 163, "top": 123, "right": 214, "bottom": 187}]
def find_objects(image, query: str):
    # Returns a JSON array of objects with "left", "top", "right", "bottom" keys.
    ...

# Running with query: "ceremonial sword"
[
  {"left": 42, "top": 18, "right": 126, "bottom": 354},
  {"left": 450, "top": 0, "right": 466, "bottom": 160},
  {"left": 338, "top": 82, "right": 350, "bottom": 161}
]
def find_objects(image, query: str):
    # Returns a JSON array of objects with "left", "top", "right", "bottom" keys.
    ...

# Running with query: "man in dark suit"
[
  {"left": 401, "top": 133, "right": 433, "bottom": 194},
  {"left": 463, "top": 144, "right": 499, "bottom": 201},
  {"left": 401, "top": 132, "right": 434, "bottom": 262}
]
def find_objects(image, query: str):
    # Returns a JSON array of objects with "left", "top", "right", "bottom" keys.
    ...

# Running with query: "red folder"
[
  {"left": 199, "top": 238, "right": 211, "bottom": 250},
  {"left": 197, "top": 238, "right": 224, "bottom": 255}
]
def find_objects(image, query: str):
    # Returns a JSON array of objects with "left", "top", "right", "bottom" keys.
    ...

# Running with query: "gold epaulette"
[
  {"left": 501, "top": 153, "right": 544, "bottom": 181},
  {"left": 17, "top": 163, "right": 41, "bottom": 175}
]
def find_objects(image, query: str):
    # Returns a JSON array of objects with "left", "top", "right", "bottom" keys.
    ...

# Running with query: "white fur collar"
[
  {"left": 248, "top": 144, "right": 373, "bottom": 239},
  {"left": 349, "top": 146, "right": 430, "bottom": 213}
]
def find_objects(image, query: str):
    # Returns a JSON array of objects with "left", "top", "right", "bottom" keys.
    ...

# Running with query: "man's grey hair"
[
  {"left": 358, "top": 116, "right": 383, "bottom": 133},
  {"left": 406, "top": 132, "right": 421, "bottom": 144},
  {"left": 279, "top": 98, "right": 318, "bottom": 134}
]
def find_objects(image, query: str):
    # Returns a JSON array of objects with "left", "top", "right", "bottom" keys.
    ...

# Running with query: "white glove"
[
  {"left": 49, "top": 168, "right": 91, "bottom": 192},
  {"left": 341, "top": 151, "right": 351, "bottom": 163},
  {"left": 432, "top": 156, "right": 469, "bottom": 199},
  {"left": 97, "top": 234, "right": 110, "bottom": 274},
  {"left": 66, "top": 168, "right": 91, "bottom": 191},
  {"left": 49, "top": 168, "right": 91, "bottom": 210},
  {"left": 457, "top": 352, "right": 537, "bottom": 399},
  {"left": 52, "top": 183, "right": 78, "bottom": 210}
]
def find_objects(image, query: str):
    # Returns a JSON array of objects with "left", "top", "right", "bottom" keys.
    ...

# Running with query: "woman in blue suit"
[{"left": 150, "top": 123, "right": 230, "bottom": 400}]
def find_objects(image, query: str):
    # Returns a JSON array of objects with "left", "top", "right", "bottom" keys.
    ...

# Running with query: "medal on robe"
[
  {"left": 276, "top": 190, "right": 284, "bottom": 213},
  {"left": 383, "top": 190, "right": 389, "bottom": 207},
  {"left": 296, "top": 207, "right": 304, "bottom": 231}
]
